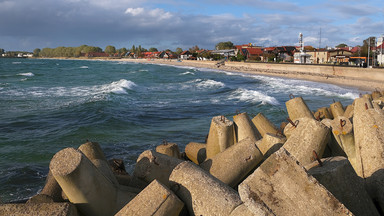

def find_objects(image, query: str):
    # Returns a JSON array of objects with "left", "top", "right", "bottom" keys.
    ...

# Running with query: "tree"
[
  {"left": 189, "top": 45, "right": 200, "bottom": 53},
  {"left": 118, "top": 48, "right": 128, "bottom": 56},
  {"left": 336, "top": 43, "right": 348, "bottom": 48},
  {"left": 131, "top": 45, "right": 136, "bottom": 53},
  {"left": 0, "top": 48, "right": 4, "bottom": 55},
  {"left": 175, "top": 47, "right": 183, "bottom": 55},
  {"left": 149, "top": 47, "right": 158, "bottom": 52},
  {"left": 105, "top": 45, "right": 116, "bottom": 55},
  {"left": 215, "top": 41, "right": 234, "bottom": 50}
]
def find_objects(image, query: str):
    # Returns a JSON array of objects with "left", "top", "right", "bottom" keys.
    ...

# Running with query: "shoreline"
[
  {"left": 110, "top": 58, "right": 384, "bottom": 91},
  {"left": 41, "top": 57, "right": 384, "bottom": 91}
]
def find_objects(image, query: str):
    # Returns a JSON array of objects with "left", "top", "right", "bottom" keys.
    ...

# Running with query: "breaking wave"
[
  {"left": 18, "top": 72, "right": 35, "bottom": 77},
  {"left": 229, "top": 88, "right": 280, "bottom": 105}
]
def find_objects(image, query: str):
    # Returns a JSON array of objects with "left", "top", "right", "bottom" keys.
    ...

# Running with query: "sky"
[{"left": 1, "top": 0, "right": 384, "bottom": 52}]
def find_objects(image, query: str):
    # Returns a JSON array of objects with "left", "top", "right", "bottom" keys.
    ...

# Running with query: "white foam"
[
  {"left": 229, "top": 88, "right": 280, "bottom": 105},
  {"left": 80, "top": 66, "right": 89, "bottom": 69},
  {"left": 102, "top": 79, "right": 136, "bottom": 94},
  {"left": 18, "top": 72, "right": 34, "bottom": 77},
  {"left": 196, "top": 79, "right": 225, "bottom": 89},
  {"left": 12, "top": 62, "right": 22, "bottom": 64},
  {"left": 180, "top": 71, "right": 195, "bottom": 75}
]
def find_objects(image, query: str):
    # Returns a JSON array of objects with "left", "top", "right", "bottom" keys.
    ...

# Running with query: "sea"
[{"left": 0, "top": 58, "right": 363, "bottom": 202}]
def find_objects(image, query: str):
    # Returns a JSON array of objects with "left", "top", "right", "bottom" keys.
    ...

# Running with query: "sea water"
[{"left": 0, "top": 58, "right": 363, "bottom": 202}]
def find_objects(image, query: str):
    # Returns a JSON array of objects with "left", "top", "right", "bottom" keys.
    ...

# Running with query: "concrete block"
[
  {"left": 238, "top": 148, "right": 353, "bottom": 215},
  {"left": 372, "top": 90, "right": 382, "bottom": 100},
  {"left": 343, "top": 104, "right": 354, "bottom": 119},
  {"left": 156, "top": 142, "right": 181, "bottom": 159},
  {"left": 285, "top": 96, "right": 314, "bottom": 121},
  {"left": 39, "top": 170, "right": 64, "bottom": 202},
  {"left": 0, "top": 202, "right": 79, "bottom": 216},
  {"left": 49, "top": 148, "right": 124, "bottom": 216},
  {"left": 206, "top": 115, "right": 236, "bottom": 159},
  {"left": 314, "top": 107, "right": 333, "bottom": 120},
  {"left": 229, "top": 203, "right": 274, "bottom": 216},
  {"left": 258, "top": 133, "right": 286, "bottom": 159},
  {"left": 330, "top": 101, "right": 345, "bottom": 119},
  {"left": 306, "top": 156, "right": 380, "bottom": 216},
  {"left": 330, "top": 116, "right": 356, "bottom": 168},
  {"left": 354, "top": 98, "right": 384, "bottom": 210},
  {"left": 133, "top": 150, "right": 183, "bottom": 187},
  {"left": 200, "top": 137, "right": 263, "bottom": 187},
  {"left": 169, "top": 161, "right": 242, "bottom": 216},
  {"left": 283, "top": 118, "right": 330, "bottom": 166},
  {"left": 233, "top": 112, "right": 261, "bottom": 142},
  {"left": 252, "top": 113, "right": 278, "bottom": 137},
  {"left": 116, "top": 180, "right": 184, "bottom": 216},
  {"left": 184, "top": 142, "right": 206, "bottom": 165}
]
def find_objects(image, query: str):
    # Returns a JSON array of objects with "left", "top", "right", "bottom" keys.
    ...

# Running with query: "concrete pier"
[
  {"left": 206, "top": 115, "right": 236, "bottom": 159},
  {"left": 238, "top": 148, "right": 352, "bottom": 215},
  {"left": 169, "top": 161, "right": 242, "bottom": 216},
  {"left": 200, "top": 137, "right": 263, "bottom": 187}
]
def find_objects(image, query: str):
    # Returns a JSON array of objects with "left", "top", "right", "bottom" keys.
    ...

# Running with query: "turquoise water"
[{"left": 0, "top": 58, "right": 362, "bottom": 202}]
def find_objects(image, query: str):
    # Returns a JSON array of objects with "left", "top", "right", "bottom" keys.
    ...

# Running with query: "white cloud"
[{"left": 125, "top": 8, "right": 145, "bottom": 16}]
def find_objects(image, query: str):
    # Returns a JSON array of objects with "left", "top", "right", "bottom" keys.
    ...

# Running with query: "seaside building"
[
  {"left": 180, "top": 51, "right": 192, "bottom": 60},
  {"left": 377, "top": 35, "right": 384, "bottom": 66},
  {"left": 235, "top": 44, "right": 263, "bottom": 61},
  {"left": 210, "top": 49, "right": 236, "bottom": 58},
  {"left": 306, "top": 50, "right": 329, "bottom": 64}
]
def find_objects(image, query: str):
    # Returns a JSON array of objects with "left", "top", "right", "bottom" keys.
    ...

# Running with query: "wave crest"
[
  {"left": 18, "top": 72, "right": 35, "bottom": 77},
  {"left": 229, "top": 88, "right": 279, "bottom": 105}
]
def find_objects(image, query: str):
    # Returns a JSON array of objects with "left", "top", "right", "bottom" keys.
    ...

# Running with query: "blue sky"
[{"left": 0, "top": 0, "right": 383, "bottom": 51}]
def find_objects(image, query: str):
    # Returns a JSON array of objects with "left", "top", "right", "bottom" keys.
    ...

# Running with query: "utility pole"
[{"left": 368, "top": 38, "right": 370, "bottom": 68}]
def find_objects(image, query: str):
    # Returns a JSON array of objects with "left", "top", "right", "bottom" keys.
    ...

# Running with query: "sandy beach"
[{"left": 110, "top": 58, "right": 384, "bottom": 92}]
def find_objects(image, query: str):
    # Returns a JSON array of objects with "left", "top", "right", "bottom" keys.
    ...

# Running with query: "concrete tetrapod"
[
  {"left": 330, "top": 101, "right": 345, "bottom": 119},
  {"left": 229, "top": 204, "right": 273, "bottom": 216},
  {"left": 169, "top": 161, "right": 244, "bottom": 216},
  {"left": 305, "top": 157, "right": 380, "bottom": 216},
  {"left": 330, "top": 116, "right": 357, "bottom": 169},
  {"left": 314, "top": 107, "right": 333, "bottom": 120},
  {"left": 78, "top": 142, "right": 119, "bottom": 186},
  {"left": 155, "top": 142, "right": 181, "bottom": 159},
  {"left": 38, "top": 171, "right": 64, "bottom": 202},
  {"left": 233, "top": 112, "right": 261, "bottom": 142},
  {"left": 251, "top": 113, "right": 278, "bottom": 138},
  {"left": 283, "top": 117, "right": 330, "bottom": 166},
  {"left": 116, "top": 180, "right": 184, "bottom": 216},
  {"left": 200, "top": 137, "right": 263, "bottom": 188},
  {"left": 206, "top": 115, "right": 236, "bottom": 159},
  {"left": 184, "top": 142, "right": 206, "bottom": 165},
  {"left": 343, "top": 104, "right": 354, "bottom": 119},
  {"left": 0, "top": 203, "right": 79, "bottom": 216},
  {"left": 354, "top": 97, "right": 384, "bottom": 211},
  {"left": 258, "top": 133, "right": 286, "bottom": 159},
  {"left": 133, "top": 150, "right": 184, "bottom": 187},
  {"left": 49, "top": 148, "right": 132, "bottom": 216},
  {"left": 238, "top": 148, "right": 353, "bottom": 215},
  {"left": 285, "top": 96, "right": 314, "bottom": 121}
]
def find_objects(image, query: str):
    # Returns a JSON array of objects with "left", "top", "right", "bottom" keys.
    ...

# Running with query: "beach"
[{"left": 111, "top": 58, "right": 384, "bottom": 91}]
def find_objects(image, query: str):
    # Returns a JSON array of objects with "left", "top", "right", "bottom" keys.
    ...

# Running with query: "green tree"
[
  {"left": 215, "top": 41, "right": 234, "bottom": 50},
  {"left": 175, "top": 47, "right": 183, "bottom": 55},
  {"left": 131, "top": 45, "right": 136, "bottom": 53},
  {"left": 336, "top": 43, "right": 348, "bottom": 48},
  {"left": 105, "top": 45, "right": 116, "bottom": 55},
  {"left": 189, "top": 45, "right": 200, "bottom": 53},
  {"left": 149, "top": 47, "right": 158, "bottom": 52},
  {"left": 0, "top": 48, "right": 4, "bottom": 55}
]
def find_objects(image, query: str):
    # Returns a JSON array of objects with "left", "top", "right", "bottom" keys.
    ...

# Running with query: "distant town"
[{"left": 1, "top": 34, "right": 384, "bottom": 68}]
